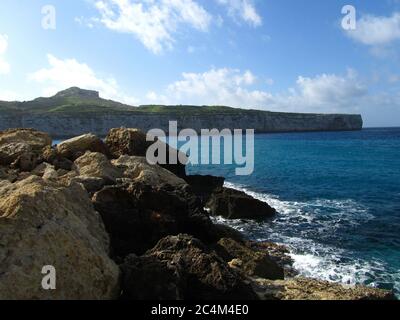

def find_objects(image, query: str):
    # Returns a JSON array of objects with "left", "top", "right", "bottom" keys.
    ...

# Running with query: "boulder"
[
  {"left": 0, "top": 176, "right": 120, "bottom": 300},
  {"left": 207, "top": 187, "right": 276, "bottom": 219},
  {"left": 56, "top": 133, "right": 109, "bottom": 160},
  {"left": 215, "top": 238, "right": 284, "bottom": 280},
  {"left": 75, "top": 151, "right": 122, "bottom": 183},
  {"left": 112, "top": 155, "right": 187, "bottom": 188},
  {"left": 251, "top": 277, "right": 396, "bottom": 300},
  {"left": 10, "top": 151, "right": 39, "bottom": 172},
  {"left": 142, "top": 234, "right": 258, "bottom": 300},
  {"left": 42, "top": 146, "right": 73, "bottom": 171},
  {"left": 106, "top": 128, "right": 149, "bottom": 158},
  {"left": 184, "top": 175, "right": 225, "bottom": 205},
  {"left": 0, "top": 166, "right": 18, "bottom": 182},
  {"left": 120, "top": 254, "right": 186, "bottom": 300},
  {"left": 105, "top": 128, "right": 187, "bottom": 177},
  {"left": 0, "top": 142, "right": 32, "bottom": 166},
  {"left": 0, "top": 128, "right": 52, "bottom": 152}
]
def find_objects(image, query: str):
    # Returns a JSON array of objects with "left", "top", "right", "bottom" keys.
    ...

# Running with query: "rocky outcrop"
[
  {"left": 215, "top": 238, "right": 284, "bottom": 280},
  {"left": 121, "top": 234, "right": 257, "bottom": 300},
  {"left": 207, "top": 187, "right": 276, "bottom": 219},
  {"left": 0, "top": 176, "right": 120, "bottom": 300},
  {"left": 56, "top": 133, "right": 109, "bottom": 160},
  {"left": 252, "top": 277, "right": 396, "bottom": 300},
  {"left": 0, "top": 128, "right": 395, "bottom": 301}
]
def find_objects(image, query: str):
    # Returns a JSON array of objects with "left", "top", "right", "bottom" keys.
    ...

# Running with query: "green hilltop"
[{"left": 0, "top": 87, "right": 257, "bottom": 116}]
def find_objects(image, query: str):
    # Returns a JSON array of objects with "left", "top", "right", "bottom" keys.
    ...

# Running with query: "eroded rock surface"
[{"left": 0, "top": 176, "right": 120, "bottom": 300}]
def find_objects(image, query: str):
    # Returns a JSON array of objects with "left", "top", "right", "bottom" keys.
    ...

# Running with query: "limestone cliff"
[{"left": 0, "top": 88, "right": 363, "bottom": 137}]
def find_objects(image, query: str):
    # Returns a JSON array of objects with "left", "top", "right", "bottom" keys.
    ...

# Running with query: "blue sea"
[{"left": 185, "top": 128, "right": 400, "bottom": 296}]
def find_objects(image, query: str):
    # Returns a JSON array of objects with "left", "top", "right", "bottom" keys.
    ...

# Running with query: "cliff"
[{"left": 0, "top": 88, "right": 363, "bottom": 137}]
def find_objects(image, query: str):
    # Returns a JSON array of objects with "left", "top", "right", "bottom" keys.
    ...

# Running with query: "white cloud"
[
  {"left": 166, "top": 68, "right": 270, "bottom": 107},
  {"left": 217, "top": 0, "right": 262, "bottom": 27},
  {"left": 146, "top": 67, "right": 370, "bottom": 114},
  {"left": 346, "top": 12, "right": 400, "bottom": 46},
  {"left": 29, "top": 54, "right": 138, "bottom": 104},
  {"left": 94, "top": 0, "right": 212, "bottom": 54},
  {"left": 0, "top": 34, "right": 10, "bottom": 75}
]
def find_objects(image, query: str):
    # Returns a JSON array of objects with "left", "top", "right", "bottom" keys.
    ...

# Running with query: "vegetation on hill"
[{"left": 0, "top": 87, "right": 258, "bottom": 116}]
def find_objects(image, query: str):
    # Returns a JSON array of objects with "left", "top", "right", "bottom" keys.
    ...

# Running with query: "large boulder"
[
  {"left": 105, "top": 128, "right": 187, "bottom": 178},
  {"left": 0, "top": 128, "right": 52, "bottom": 152},
  {"left": 215, "top": 238, "right": 284, "bottom": 280},
  {"left": 207, "top": 187, "right": 276, "bottom": 219},
  {"left": 0, "top": 176, "right": 120, "bottom": 299},
  {"left": 112, "top": 155, "right": 187, "bottom": 188},
  {"left": 252, "top": 277, "right": 396, "bottom": 300},
  {"left": 56, "top": 133, "right": 109, "bottom": 161},
  {"left": 139, "top": 234, "right": 257, "bottom": 300}
]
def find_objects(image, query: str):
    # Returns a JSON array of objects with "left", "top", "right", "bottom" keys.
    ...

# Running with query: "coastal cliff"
[{"left": 0, "top": 88, "right": 362, "bottom": 137}]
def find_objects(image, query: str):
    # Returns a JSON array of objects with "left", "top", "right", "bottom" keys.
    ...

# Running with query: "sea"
[{"left": 185, "top": 127, "right": 400, "bottom": 297}]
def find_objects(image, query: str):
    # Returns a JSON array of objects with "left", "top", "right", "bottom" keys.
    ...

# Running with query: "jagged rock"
[
  {"left": 32, "top": 162, "right": 58, "bottom": 181},
  {"left": 0, "top": 142, "right": 32, "bottom": 166},
  {"left": 92, "top": 176, "right": 227, "bottom": 258},
  {"left": 0, "top": 128, "right": 51, "bottom": 168},
  {"left": 143, "top": 234, "right": 258, "bottom": 300},
  {"left": 120, "top": 254, "right": 186, "bottom": 300},
  {"left": 56, "top": 133, "right": 109, "bottom": 161},
  {"left": 105, "top": 128, "right": 187, "bottom": 177},
  {"left": 184, "top": 175, "right": 225, "bottom": 205},
  {"left": 207, "top": 187, "right": 276, "bottom": 219},
  {"left": 247, "top": 241, "right": 294, "bottom": 274},
  {"left": 75, "top": 152, "right": 122, "bottom": 183},
  {"left": 0, "top": 176, "right": 120, "bottom": 300},
  {"left": 10, "top": 151, "right": 39, "bottom": 171},
  {"left": 0, "top": 128, "right": 52, "bottom": 152},
  {"left": 0, "top": 166, "right": 18, "bottom": 182},
  {"left": 112, "top": 155, "right": 187, "bottom": 188},
  {"left": 42, "top": 145, "right": 73, "bottom": 171},
  {"left": 215, "top": 238, "right": 284, "bottom": 280},
  {"left": 251, "top": 277, "right": 396, "bottom": 300},
  {"left": 106, "top": 128, "right": 149, "bottom": 158}
]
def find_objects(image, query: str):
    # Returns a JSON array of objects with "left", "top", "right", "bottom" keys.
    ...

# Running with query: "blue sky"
[{"left": 1, "top": 0, "right": 400, "bottom": 127}]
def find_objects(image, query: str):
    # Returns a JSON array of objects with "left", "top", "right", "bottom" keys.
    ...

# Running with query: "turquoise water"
[{"left": 186, "top": 128, "right": 400, "bottom": 296}]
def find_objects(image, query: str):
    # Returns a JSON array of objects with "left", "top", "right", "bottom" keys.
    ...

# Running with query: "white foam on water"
[{"left": 214, "top": 181, "right": 399, "bottom": 296}]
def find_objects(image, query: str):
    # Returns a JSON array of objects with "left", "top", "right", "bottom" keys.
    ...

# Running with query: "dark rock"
[
  {"left": 42, "top": 145, "right": 73, "bottom": 171},
  {"left": 142, "top": 234, "right": 258, "bottom": 300},
  {"left": 120, "top": 254, "right": 186, "bottom": 300},
  {"left": 214, "top": 238, "right": 284, "bottom": 280},
  {"left": 207, "top": 187, "right": 276, "bottom": 219},
  {"left": 184, "top": 175, "right": 225, "bottom": 205}
]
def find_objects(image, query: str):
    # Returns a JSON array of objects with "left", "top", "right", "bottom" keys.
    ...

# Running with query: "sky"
[{"left": 0, "top": 0, "right": 400, "bottom": 127}]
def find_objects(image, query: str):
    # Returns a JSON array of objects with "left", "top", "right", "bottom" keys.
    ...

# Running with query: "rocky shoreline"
[{"left": 0, "top": 128, "right": 395, "bottom": 300}]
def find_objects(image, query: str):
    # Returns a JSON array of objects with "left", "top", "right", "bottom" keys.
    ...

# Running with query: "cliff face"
[
  {"left": 0, "top": 87, "right": 363, "bottom": 137},
  {"left": 0, "top": 112, "right": 363, "bottom": 137}
]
